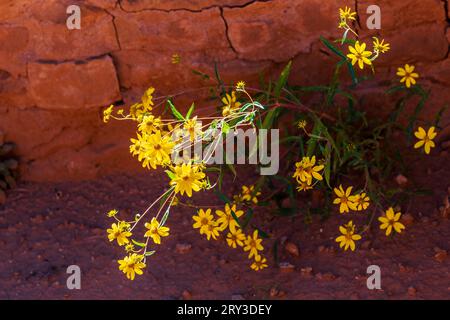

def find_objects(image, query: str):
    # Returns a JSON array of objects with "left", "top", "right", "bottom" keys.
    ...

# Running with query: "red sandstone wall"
[{"left": 0, "top": 0, "right": 449, "bottom": 181}]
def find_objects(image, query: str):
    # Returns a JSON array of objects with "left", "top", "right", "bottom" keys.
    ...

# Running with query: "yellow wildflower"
[
  {"left": 250, "top": 255, "right": 268, "bottom": 271},
  {"left": 170, "top": 163, "right": 206, "bottom": 197},
  {"left": 339, "top": 6, "right": 356, "bottom": 21},
  {"left": 414, "top": 126, "right": 437, "bottom": 154},
  {"left": 372, "top": 37, "right": 390, "bottom": 54},
  {"left": 236, "top": 81, "right": 246, "bottom": 91},
  {"left": 130, "top": 133, "right": 146, "bottom": 160},
  {"left": 293, "top": 156, "right": 324, "bottom": 185},
  {"left": 335, "top": 220, "right": 361, "bottom": 251},
  {"left": 243, "top": 230, "right": 264, "bottom": 259},
  {"left": 107, "top": 221, "right": 132, "bottom": 246},
  {"left": 183, "top": 116, "right": 202, "bottom": 142},
  {"left": 171, "top": 53, "right": 180, "bottom": 64},
  {"left": 125, "top": 243, "right": 135, "bottom": 253},
  {"left": 216, "top": 203, "right": 244, "bottom": 231},
  {"left": 145, "top": 130, "right": 175, "bottom": 168},
  {"left": 144, "top": 217, "right": 170, "bottom": 244},
  {"left": 296, "top": 180, "right": 313, "bottom": 192},
  {"left": 297, "top": 120, "right": 307, "bottom": 129},
  {"left": 141, "top": 87, "right": 155, "bottom": 111},
  {"left": 347, "top": 41, "right": 372, "bottom": 70},
  {"left": 192, "top": 208, "right": 215, "bottom": 235},
  {"left": 241, "top": 185, "right": 261, "bottom": 204},
  {"left": 118, "top": 253, "right": 146, "bottom": 280},
  {"left": 222, "top": 91, "right": 241, "bottom": 116},
  {"left": 138, "top": 115, "right": 162, "bottom": 134},
  {"left": 378, "top": 207, "right": 406, "bottom": 236},
  {"left": 205, "top": 222, "right": 220, "bottom": 240},
  {"left": 103, "top": 104, "right": 114, "bottom": 123},
  {"left": 354, "top": 192, "right": 370, "bottom": 211},
  {"left": 397, "top": 64, "right": 419, "bottom": 88},
  {"left": 107, "top": 209, "right": 118, "bottom": 217},
  {"left": 226, "top": 228, "right": 246, "bottom": 248},
  {"left": 333, "top": 185, "right": 358, "bottom": 213}
]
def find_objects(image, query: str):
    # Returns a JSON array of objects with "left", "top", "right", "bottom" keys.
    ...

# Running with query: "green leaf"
[
  {"left": 320, "top": 36, "right": 346, "bottom": 59},
  {"left": 274, "top": 61, "right": 292, "bottom": 100},
  {"left": 191, "top": 69, "right": 210, "bottom": 80},
  {"left": 222, "top": 121, "right": 230, "bottom": 134},
  {"left": 215, "top": 190, "right": 231, "bottom": 204},
  {"left": 144, "top": 251, "right": 156, "bottom": 257},
  {"left": 160, "top": 206, "right": 171, "bottom": 226},
  {"left": 240, "top": 208, "right": 254, "bottom": 229},
  {"left": 132, "top": 239, "right": 146, "bottom": 247},
  {"left": 252, "top": 226, "right": 269, "bottom": 239},
  {"left": 167, "top": 100, "right": 185, "bottom": 121},
  {"left": 165, "top": 170, "right": 175, "bottom": 180},
  {"left": 185, "top": 102, "right": 195, "bottom": 119}
]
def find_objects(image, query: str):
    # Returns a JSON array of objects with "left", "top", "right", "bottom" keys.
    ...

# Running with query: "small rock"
[
  {"left": 407, "top": 286, "right": 417, "bottom": 296},
  {"left": 434, "top": 249, "right": 447, "bottom": 263},
  {"left": 231, "top": 294, "right": 245, "bottom": 300},
  {"left": 395, "top": 174, "right": 408, "bottom": 186},
  {"left": 315, "top": 272, "right": 336, "bottom": 281},
  {"left": 401, "top": 213, "right": 414, "bottom": 226},
  {"left": 269, "top": 287, "right": 279, "bottom": 297},
  {"left": 182, "top": 290, "right": 192, "bottom": 300},
  {"left": 284, "top": 241, "right": 300, "bottom": 257},
  {"left": 176, "top": 243, "right": 192, "bottom": 254},
  {"left": 278, "top": 262, "right": 295, "bottom": 273},
  {"left": 318, "top": 245, "right": 326, "bottom": 253},
  {"left": 277, "top": 290, "right": 286, "bottom": 298},
  {"left": 300, "top": 267, "right": 313, "bottom": 277}
]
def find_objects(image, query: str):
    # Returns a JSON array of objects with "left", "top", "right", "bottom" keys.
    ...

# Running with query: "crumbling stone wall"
[{"left": 0, "top": 0, "right": 449, "bottom": 181}]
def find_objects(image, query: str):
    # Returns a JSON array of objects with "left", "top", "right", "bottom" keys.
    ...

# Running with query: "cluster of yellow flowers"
[
  {"left": 192, "top": 186, "right": 267, "bottom": 271},
  {"left": 334, "top": 188, "right": 406, "bottom": 251},
  {"left": 339, "top": 7, "right": 422, "bottom": 92},
  {"left": 338, "top": 7, "right": 390, "bottom": 70},
  {"left": 104, "top": 82, "right": 269, "bottom": 279},
  {"left": 292, "top": 156, "right": 324, "bottom": 192}
]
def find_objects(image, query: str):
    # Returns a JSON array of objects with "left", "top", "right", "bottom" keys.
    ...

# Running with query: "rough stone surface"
[
  {"left": 223, "top": 0, "right": 352, "bottom": 62},
  {"left": 0, "top": 0, "right": 449, "bottom": 181},
  {"left": 27, "top": 56, "right": 121, "bottom": 110}
]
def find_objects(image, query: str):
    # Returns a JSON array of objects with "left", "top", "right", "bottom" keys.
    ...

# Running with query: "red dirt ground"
[{"left": 0, "top": 151, "right": 449, "bottom": 300}]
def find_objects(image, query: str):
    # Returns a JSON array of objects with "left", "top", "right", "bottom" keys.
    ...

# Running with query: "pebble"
[
  {"left": 284, "top": 241, "right": 300, "bottom": 257},
  {"left": 278, "top": 262, "right": 295, "bottom": 273},
  {"left": 401, "top": 213, "right": 414, "bottom": 226},
  {"left": 434, "top": 249, "right": 447, "bottom": 263},
  {"left": 269, "top": 287, "right": 279, "bottom": 297},
  {"left": 181, "top": 290, "right": 192, "bottom": 300},
  {"left": 407, "top": 286, "right": 417, "bottom": 296},
  {"left": 315, "top": 272, "right": 336, "bottom": 281},
  {"left": 395, "top": 174, "right": 408, "bottom": 186},
  {"left": 175, "top": 243, "right": 192, "bottom": 254},
  {"left": 300, "top": 267, "right": 313, "bottom": 277},
  {"left": 231, "top": 294, "right": 245, "bottom": 300}
]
